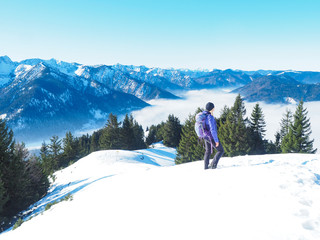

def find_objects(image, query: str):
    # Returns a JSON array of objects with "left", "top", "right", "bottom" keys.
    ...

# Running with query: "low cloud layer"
[{"left": 132, "top": 89, "right": 320, "bottom": 151}]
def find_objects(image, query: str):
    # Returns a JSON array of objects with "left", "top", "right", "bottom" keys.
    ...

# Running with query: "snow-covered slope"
[{"left": 1, "top": 144, "right": 320, "bottom": 240}]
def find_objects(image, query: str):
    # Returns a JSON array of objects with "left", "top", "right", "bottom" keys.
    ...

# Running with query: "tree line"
[
  {"left": 0, "top": 120, "right": 49, "bottom": 231},
  {"left": 0, "top": 111, "right": 182, "bottom": 232}
]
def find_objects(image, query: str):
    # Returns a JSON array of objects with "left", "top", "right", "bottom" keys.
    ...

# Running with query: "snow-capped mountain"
[
  {"left": 3, "top": 56, "right": 178, "bottom": 101},
  {"left": 73, "top": 64, "right": 178, "bottom": 100},
  {"left": 0, "top": 56, "right": 18, "bottom": 87},
  {"left": 20, "top": 58, "right": 81, "bottom": 76},
  {"left": 243, "top": 69, "right": 320, "bottom": 85},
  {"left": 1, "top": 143, "right": 319, "bottom": 240},
  {"left": 192, "top": 69, "right": 252, "bottom": 87},
  {"left": 0, "top": 61, "right": 148, "bottom": 142}
]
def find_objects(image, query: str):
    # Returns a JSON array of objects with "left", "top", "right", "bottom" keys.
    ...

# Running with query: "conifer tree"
[
  {"left": 176, "top": 112, "right": 204, "bottom": 164},
  {"left": 100, "top": 113, "right": 121, "bottom": 149},
  {"left": 40, "top": 142, "right": 52, "bottom": 176},
  {"left": 49, "top": 136, "right": 62, "bottom": 170},
  {"left": 279, "top": 109, "right": 293, "bottom": 141},
  {"left": 40, "top": 136, "right": 62, "bottom": 174},
  {"left": 231, "top": 94, "right": 247, "bottom": 122},
  {"left": 62, "top": 132, "right": 79, "bottom": 167},
  {"left": 120, "top": 114, "right": 135, "bottom": 150},
  {"left": 0, "top": 175, "right": 9, "bottom": 221},
  {"left": 145, "top": 123, "right": 166, "bottom": 145},
  {"left": 274, "top": 132, "right": 281, "bottom": 153},
  {"left": 281, "top": 101, "right": 316, "bottom": 153},
  {"left": 0, "top": 119, "right": 15, "bottom": 177},
  {"left": 163, "top": 114, "right": 182, "bottom": 148},
  {"left": 0, "top": 120, "right": 49, "bottom": 229},
  {"left": 155, "top": 122, "right": 165, "bottom": 142},
  {"left": 0, "top": 119, "right": 15, "bottom": 217},
  {"left": 217, "top": 105, "right": 230, "bottom": 127},
  {"left": 1, "top": 143, "right": 27, "bottom": 217},
  {"left": 249, "top": 103, "right": 266, "bottom": 154},
  {"left": 219, "top": 95, "right": 250, "bottom": 156},
  {"left": 90, "top": 130, "right": 102, "bottom": 152},
  {"left": 281, "top": 128, "right": 295, "bottom": 153},
  {"left": 219, "top": 114, "right": 236, "bottom": 156},
  {"left": 23, "top": 156, "right": 49, "bottom": 203},
  {"left": 146, "top": 126, "right": 157, "bottom": 146},
  {"left": 130, "top": 115, "right": 146, "bottom": 149},
  {"left": 11, "top": 144, "right": 48, "bottom": 212},
  {"left": 78, "top": 134, "right": 91, "bottom": 158}
]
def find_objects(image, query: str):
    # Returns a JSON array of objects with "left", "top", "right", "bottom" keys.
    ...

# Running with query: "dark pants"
[{"left": 204, "top": 139, "right": 224, "bottom": 169}]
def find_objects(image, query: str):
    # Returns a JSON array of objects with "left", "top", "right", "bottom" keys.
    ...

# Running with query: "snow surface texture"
[{"left": 1, "top": 143, "right": 320, "bottom": 240}]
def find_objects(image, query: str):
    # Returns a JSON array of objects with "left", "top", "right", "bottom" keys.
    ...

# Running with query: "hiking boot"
[{"left": 211, "top": 164, "right": 217, "bottom": 169}]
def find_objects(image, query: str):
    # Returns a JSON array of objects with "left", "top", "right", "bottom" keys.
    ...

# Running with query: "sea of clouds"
[{"left": 132, "top": 89, "right": 320, "bottom": 152}]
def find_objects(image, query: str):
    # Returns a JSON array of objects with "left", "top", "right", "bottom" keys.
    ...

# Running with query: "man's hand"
[{"left": 216, "top": 142, "right": 219, "bottom": 147}]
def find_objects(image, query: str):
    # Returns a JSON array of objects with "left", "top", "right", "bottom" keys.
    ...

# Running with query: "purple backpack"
[{"left": 195, "top": 112, "right": 210, "bottom": 139}]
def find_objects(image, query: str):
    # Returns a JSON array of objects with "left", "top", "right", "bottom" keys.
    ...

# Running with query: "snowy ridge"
[{"left": 1, "top": 143, "right": 320, "bottom": 240}]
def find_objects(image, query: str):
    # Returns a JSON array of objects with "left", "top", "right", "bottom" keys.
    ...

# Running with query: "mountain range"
[
  {"left": 1, "top": 55, "right": 320, "bottom": 143},
  {"left": 233, "top": 74, "right": 320, "bottom": 103}
]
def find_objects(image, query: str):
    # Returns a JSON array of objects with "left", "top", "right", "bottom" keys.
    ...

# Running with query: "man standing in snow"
[{"left": 203, "top": 102, "right": 224, "bottom": 169}]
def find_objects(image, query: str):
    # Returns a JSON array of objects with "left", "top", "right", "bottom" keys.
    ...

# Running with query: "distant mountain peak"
[{"left": 0, "top": 55, "right": 12, "bottom": 63}]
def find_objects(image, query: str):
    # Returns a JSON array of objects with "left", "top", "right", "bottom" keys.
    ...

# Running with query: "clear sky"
[{"left": 0, "top": 0, "right": 319, "bottom": 70}]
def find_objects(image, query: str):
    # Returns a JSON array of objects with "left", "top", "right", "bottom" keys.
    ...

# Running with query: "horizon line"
[{"left": 1, "top": 55, "right": 319, "bottom": 73}]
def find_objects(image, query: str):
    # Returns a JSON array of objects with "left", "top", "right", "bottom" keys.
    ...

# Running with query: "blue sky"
[{"left": 0, "top": 0, "right": 319, "bottom": 70}]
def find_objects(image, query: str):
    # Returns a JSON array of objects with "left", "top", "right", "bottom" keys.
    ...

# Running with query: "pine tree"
[
  {"left": 100, "top": 113, "right": 121, "bottom": 150},
  {"left": 0, "top": 175, "right": 9, "bottom": 219},
  {"left": 78, "top": 134, "right": 91, "bottom": 158},
  {"left": 279, "top": 109, "right": 293, "bottom": 141},
  {"left": 120, "top": 114, "right": 135, "bottom": 150},
  {"left": 90, "top": 130, "right": 102, "bottom": 152},
  {"left": 217, "top": 105, "right": 230, "bottom": 127},
  {"left": 176, "top": 113, "right": 204, "bottom": 164},
  {"left": 40, "top": 142, "right": 52, "bottom": 176},
  {"left": 250, "top": 103, "right": 266, "bottom": 137},
  {"left": 219, "top": 95, "right": 250, "bottom": 156},
  {"left": 274, "top": 132, "right": 281, "bottom": 153},
  {"left": 231, "top": 94, "right": 247, "bottom": 123},
  {"left": 264, "top": 140, "right": 278, "bottom": 154},
  {"left": 0, "top": 119, "right": 15, "bottom": 179},
  {"left": 219, "top": 115, "right": 236, "bottom": 156},
  {"left": 281, "top": 128, "right": 296, "bottom": 153},
  {"left": 23, "top": 156, "right": 49, "bottom": 204},
  {"left": 163, "top": 114, "right": 182, "bottom": 148},
  {"left": 281, "top": 101, "right": 316, "bottom": 153},
  {"left": 49, "top": 136, "right": 62, "bottom": 170},
  {"left": 3, "top": 143, "right": 31, "bottom": 217},
  {"left": 155, "top": 122, "right": 165, "bottom": 142},
  {"left": 62, "top": 132, "right": 79, "bottom": 167},
  {"left": 130, "top": 116, "right": 146, "bottom": 149},
  {"left": 146, "top": 125, "right": 157, "bottom": 146},
  {"left": 0, "top": 120, "right": 49, "bottom": 229},
  {"left": 0, "top": 119, "right": 15, "bottom": 217},
  {"left": 249, "top": 103, "right": 266, "bottom": 154},
  {"left": 40, "top": 136, "right": 62, "bottom": 174}
]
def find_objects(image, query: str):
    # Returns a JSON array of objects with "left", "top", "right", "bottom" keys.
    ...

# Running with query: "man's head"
[{"left": 206, "top": 102, "right": 215, "bottom": 113}]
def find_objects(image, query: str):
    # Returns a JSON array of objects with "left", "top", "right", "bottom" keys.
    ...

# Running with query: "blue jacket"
[{"left": 204, "top": 111, "right": 219, "bottom": 143}]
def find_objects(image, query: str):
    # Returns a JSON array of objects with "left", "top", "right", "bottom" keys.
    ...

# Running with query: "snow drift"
[{"left": 1, "top": 143, "right": 320, "bottom": 240}]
